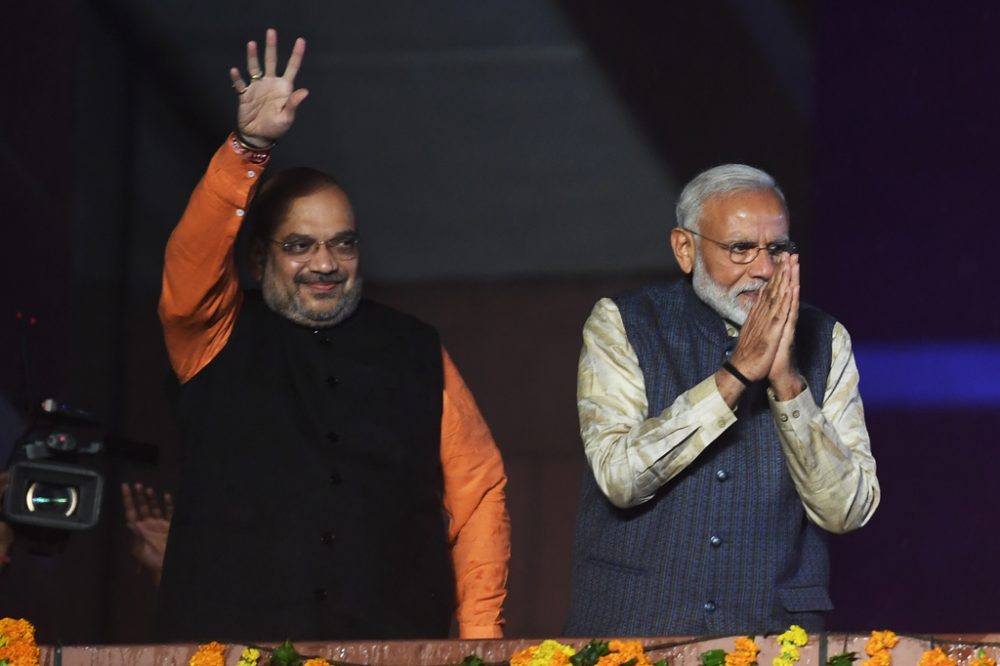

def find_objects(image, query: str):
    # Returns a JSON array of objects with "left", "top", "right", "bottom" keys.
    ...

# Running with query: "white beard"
[{"left": 690, "top": 251, "right": 764, "bottom": 326}]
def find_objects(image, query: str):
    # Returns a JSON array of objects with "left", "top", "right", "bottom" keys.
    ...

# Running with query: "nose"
[
  {"left": 307, "top": 242, "right": 339, "bottom": 273},
  {"left": 747, "top": 247, "right": 776, "bottom": 280}
]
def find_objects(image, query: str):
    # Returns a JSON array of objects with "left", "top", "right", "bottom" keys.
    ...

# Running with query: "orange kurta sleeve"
[
  {"left": 158, "top": 136, "right": 269, "bottom": 383},
  {"left": 440, "top": 348, "right": 511, "bottom": 639}
]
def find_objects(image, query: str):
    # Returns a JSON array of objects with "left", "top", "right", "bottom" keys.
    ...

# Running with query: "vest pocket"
[{"left": 777, "top": 585, "right": 834, "bottom": 612}]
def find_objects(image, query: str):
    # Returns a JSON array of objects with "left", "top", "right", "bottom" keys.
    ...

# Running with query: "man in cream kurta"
[{"left": 566, "top": 164, "right": 879, "bottom": 636}]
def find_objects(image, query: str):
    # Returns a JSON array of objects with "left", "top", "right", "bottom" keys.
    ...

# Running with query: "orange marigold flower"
[
  {"left": 725, "top": 637, "right": 760, "bottom": 666},
  {"left": 303, "top": 659, "right": 328, "bottom": 666},
  {"left": 189, "top": 642, "right": 226, "bottom": 666},
  {"left": 596, "top": 641, "right": 652, "bottom": 666},
  {"left": 0, "top": 618, "right": 39, "bottom": 666},
  {"left": 917, "top": 647, "right": 956, "bottom": 666},
  {"left": 865, "top": 631, "right": 899, "bottom": 657},
  {"left": 860, "top": 650, "right": 892, "bottom": 666}
]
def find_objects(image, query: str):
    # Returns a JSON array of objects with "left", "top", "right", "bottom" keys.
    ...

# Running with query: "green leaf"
[
  {"left": 653, "top": 659, "right": 669, "bottom": 666},
  {"left": 570, "top": 640, "right": 612, "bottom": 666},
  {"left": 701, "top": 649, "right": 727, "bottom": 666},
  {"left": 621, "top": 659, "right": 637, "bottom": 666},
  {"left": 267, "top": 641, "right": 303, "bottom": 666},
  {"left": 461, "top": 656, "right": 485, "bottom": 666},
  {"left": 826, "top": 652, "right": 858, "bottom": 666}
]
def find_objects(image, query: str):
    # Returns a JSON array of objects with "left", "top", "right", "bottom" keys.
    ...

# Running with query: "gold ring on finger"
[{"left": 251, "top": 71, "right": 264, "bottom": 80}]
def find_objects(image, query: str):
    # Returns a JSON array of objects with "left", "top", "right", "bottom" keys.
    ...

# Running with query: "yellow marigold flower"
[
  {"left": 303, "top": 659, "right": 328, "bottom": 666},
  {"left": 917, "top": 648, "right": 956, "bottom": 666},
  {"left": 511, "top": 640, "right": 576, "bottom": 666},
  {"left": 239, "top": 648, "right": 261, "bottom": 665},
  {"left": 190, "top": 642, "right": 226, "bottom": 666},
  {"left": 777, "top": 626, "right": 808, "bottom": 648},
  {"left": 778, "top": 647, "right": 800, "bottom": 662}
]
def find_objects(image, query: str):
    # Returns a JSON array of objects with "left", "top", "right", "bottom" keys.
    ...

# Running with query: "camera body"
[{"left": 3, "top": 401, "right": 107, "bottom": 530}]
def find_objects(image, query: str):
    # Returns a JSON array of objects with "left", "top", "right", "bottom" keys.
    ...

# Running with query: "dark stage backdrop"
[{"left": 2, "top": 0, "right": 997, "bottom": 642}]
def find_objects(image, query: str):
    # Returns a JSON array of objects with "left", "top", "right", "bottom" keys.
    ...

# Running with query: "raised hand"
[
  {"left": 229, "top": 29, "right": 309, "bottom": 148},
  {"left": 728, "top": 253, "right": 794, "bottom": 383},
  {"left": 121, "top": 482, "right": 174, "bottom": 583}
]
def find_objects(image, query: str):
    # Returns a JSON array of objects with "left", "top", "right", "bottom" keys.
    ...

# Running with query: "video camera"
[{"left": 3, "top": 399, "right": 157, "bottom": 531}]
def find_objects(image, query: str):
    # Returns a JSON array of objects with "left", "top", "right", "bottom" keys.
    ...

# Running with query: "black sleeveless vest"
[
  {"left": 154, "top": 294, "right": 454, "bottom": 641},
  {"left": 566, "top": 280, "right": 835, "bottom": 636}
]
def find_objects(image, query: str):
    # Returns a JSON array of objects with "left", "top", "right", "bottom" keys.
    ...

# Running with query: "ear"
[
  {"left": 670, "top": 227, "right": 696, "bottom": 274},
  {"left": 249, "top": 239, "right": 265, "bottom": 281}
]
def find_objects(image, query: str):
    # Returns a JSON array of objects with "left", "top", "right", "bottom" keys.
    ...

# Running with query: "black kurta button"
[
  {"left": 715, "top": 469, "right": 729, "bottom": 482},
  {"left": 314, "top": 587, "right": 328, "bottom": 601},
  {"left": 709, "top": 535, "right": 722, "bottom": 547},
  {"left": 329, "top": 470, "right": 343, "bottom": 484},
  {"left": 704, "top": 601, "right": 716, "bottom": 612},
  {"left": 320, "top": 531, "right": 336, "bottom": 545},
  {"left": 327, "top": 431, "right": 340, "bottom": 443},
  {"left": 326, "top": 375, "right": 339, "bottom": 387}
]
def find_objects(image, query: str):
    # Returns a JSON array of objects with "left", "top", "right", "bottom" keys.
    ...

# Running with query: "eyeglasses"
[
  {"left": 270, "top": 233, "right": 360, "bottom": 262},
  {"left": 685, "top": 229, "right": 797, "bottom": 265}
]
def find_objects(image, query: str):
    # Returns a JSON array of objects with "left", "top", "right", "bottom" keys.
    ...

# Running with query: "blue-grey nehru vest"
[{"left": 565, "top": 280, "right": 836, "bottom": 637}]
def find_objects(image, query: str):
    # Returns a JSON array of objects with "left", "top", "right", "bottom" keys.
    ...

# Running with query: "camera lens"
[{"left": 26, "top": 482, "right": 79, "bottom": 517}]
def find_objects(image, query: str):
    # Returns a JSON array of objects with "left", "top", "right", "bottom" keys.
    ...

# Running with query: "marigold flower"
[
  {"left": 0, "top": 618, "right": 39, "bottom": 666},
  {"left": 303, "top": 659, "right": 328, "bottom": 666},
  {"left": 510, "top": 640, "right": 576, "bottom": 666},
  {"left": 189, "top": 642, "right": 226, "bottom": 666},
  {"left": 917, "top": 647, "right": 956, "bottom": 666},
  {"left": 596, "top": 641, "right": 652, "bottom": 666},
  {"left": 865, "top": 631, "right": 899, "bottom": 657},
  {"left": 776, "top": 626, "right": 808, "bottom": 648},
  {"left": 239, "top": 648, "right": 261, "bottom": 666}
]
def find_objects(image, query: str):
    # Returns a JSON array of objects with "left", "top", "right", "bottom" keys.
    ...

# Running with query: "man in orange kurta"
[{"left": 154, "top": 30, "right": 509, "bottom": 640}]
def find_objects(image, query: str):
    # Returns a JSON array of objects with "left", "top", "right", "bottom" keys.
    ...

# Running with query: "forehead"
[
  {"left": 273, "top": 186, "right": 356, "bottom": 239},
  {"left": 700, "top": 188, "right": 789, "bottom": 238}
]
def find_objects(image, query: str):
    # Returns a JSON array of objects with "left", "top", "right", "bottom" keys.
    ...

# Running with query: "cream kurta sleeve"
[
  {"left": 577, "top": 298, "right": 737, "bottom": 508},
  {"left": 767, "top": 323, "right": 880, "bottom": 533},
  {"left": 578, "top": 297, "right": 879, "bottom": 532}
]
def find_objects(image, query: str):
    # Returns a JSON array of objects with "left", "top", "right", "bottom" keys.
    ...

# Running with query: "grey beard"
[
  {"left": 691, "top": 253, "right": 760, "bottom": 326},
  {"left": 261, "top": 269, "right": 364, "bottom": 329}
]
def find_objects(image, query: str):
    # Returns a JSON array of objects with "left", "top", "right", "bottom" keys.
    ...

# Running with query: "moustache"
[
  {"left": 296, "top": 273, "right": 348, "bottom": 286},
  {"left": 735, "top": 280, "right": 767, "bottom": 295}
]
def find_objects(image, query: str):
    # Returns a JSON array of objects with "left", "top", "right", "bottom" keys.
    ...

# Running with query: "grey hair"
[{"left": 675, "top": 164, "right": 786, "bottom": 231}]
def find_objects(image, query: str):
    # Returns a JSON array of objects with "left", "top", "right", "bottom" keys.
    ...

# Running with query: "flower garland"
[
  {"left": 971, "top": 649, "right": 998, "bottom": 666},
  {"left": 773, "top": 625, "right": 808, "bottom": 666},
  {"left": 0, "top": 618, "right": 39, "bottom": 666}
]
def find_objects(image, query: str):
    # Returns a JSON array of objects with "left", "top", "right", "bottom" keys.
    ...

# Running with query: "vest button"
[
  {"left": 320, "top": 531, "right": 336, "bottom": 545},
  {"left": 704, "top": 601, "right": 716, "bottom": 613},
  {"left": 709, "top": 535, "right": 722, "bottom": 547},
  {"left": 329, "top": 470, "right": 343, "bottom": 484},
  {"left": 314, "top": 587, "right": 328, "bottom": 601},
  {"left": 327, "top": 431, "right": 340, "bottom": 443},
  {"left": 715, "top": 469, "right": 728, "bottom": 482},
  {"left": 326, "top": 375, "right": 339, "bottom": 388}
]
